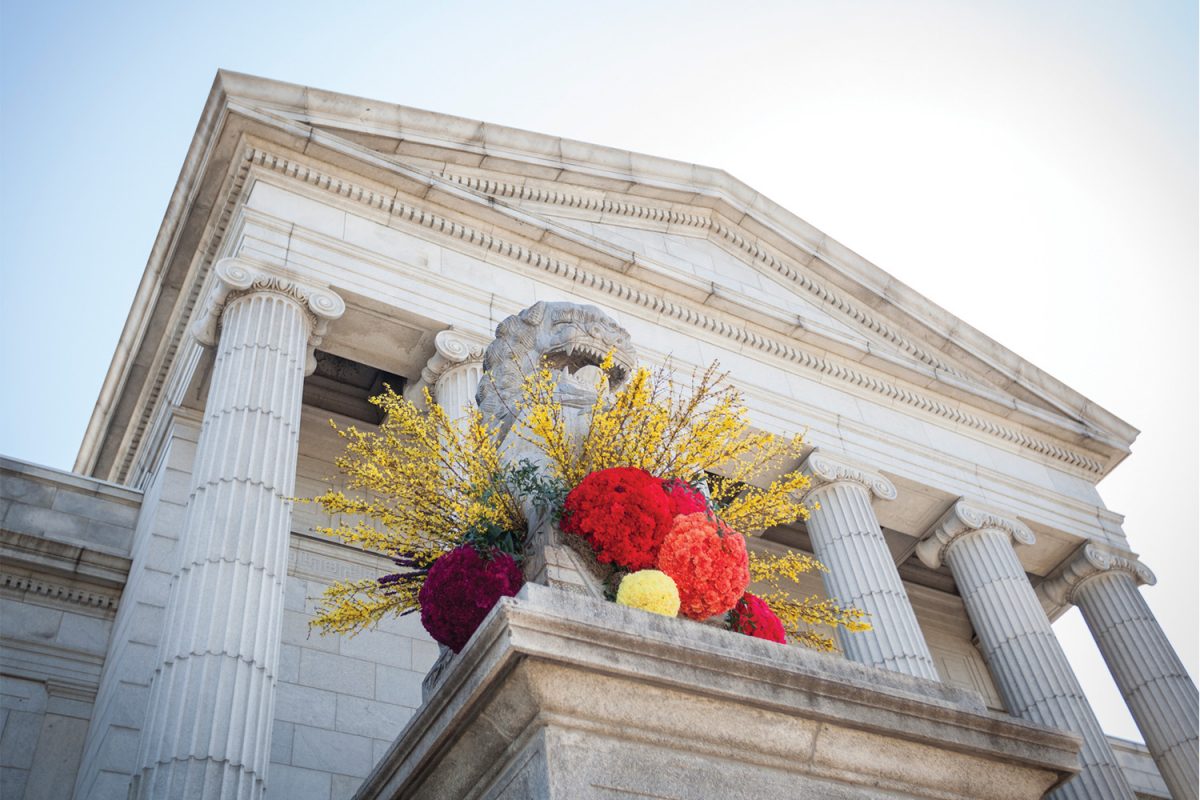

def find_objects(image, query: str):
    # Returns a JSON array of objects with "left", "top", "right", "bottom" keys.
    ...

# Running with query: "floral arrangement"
[
  {"left": 729, "top": 593, "right": 787, "bottom": 644},
  {"left": 560, "top": 467, "right": 673, "bottom": 570},
  {"left": 516, "top": 359, "right": 868, "bottom": 649},
  {"left": 309, "top": 358, "right": 868, "bottom": 654},
  {"left": 615, "top": 570, "right": 680, "bottom": 616},
  {"left": 655, "top": 512, "right": 750, "bottom": 620},
  {"left": 305, "top": 389, "right": 535, "bottom": 649},
  {"left": 416, "top": 545, "right": 523, "bottom": 652}
]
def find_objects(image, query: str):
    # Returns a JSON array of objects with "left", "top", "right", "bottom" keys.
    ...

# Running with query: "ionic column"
[
  {"left": 1041, "top": 545, "right": 1199, "bottom": 800},
  {"left": 132, "top": 259, "right": 344, "bottom": 799},
  {"left": 918, "top": 501, "right": 1134, "bottom": 800},
  {"left": 800, "top": 451, "right": 939, "bottom": 680},
  {"left": 404, "top": 328, "right": 486, "bottom": 423}
]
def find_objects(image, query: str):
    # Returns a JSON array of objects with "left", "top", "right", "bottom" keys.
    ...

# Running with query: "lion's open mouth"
[{"left": 541, "top": 341, "right": 630, "bottom": 386}]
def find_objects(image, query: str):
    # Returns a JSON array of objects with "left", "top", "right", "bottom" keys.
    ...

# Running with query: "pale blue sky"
[{"left": 2, "top": 0, "right": 1196, "bottom": 743}]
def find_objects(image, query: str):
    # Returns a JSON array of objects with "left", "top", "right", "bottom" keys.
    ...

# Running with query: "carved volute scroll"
[
  {"left": 1040, "top": 543, "right": 1157, "bottom": 607},
  {"left": 917, "top": 499, "right": 1036, "bottom": 570},
  {"left": 191, "top": 257, "right": 345, "bottom": 375}
]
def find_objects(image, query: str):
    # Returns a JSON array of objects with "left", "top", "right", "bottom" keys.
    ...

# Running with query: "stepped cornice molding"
[
  {"left": 917, "top": 499, "right": 1036, "bottom": 570},
  {"left": 111, "top": 142, "right": 1110, "bottom": 484},
  {"left": 439, "top": 170, "right": 967, "bottom": 381},
  {"left": 243, "top": 146, "right": 1107, "bottom": 477},
  {"left": 800, "top": 450, "right": 898, "bottom": 501},
  {"left": 1039, "top": 544, "right": 1156, "bottom": 607},
  {"left": 81, "top": 74, "right": 1138, "bottom": 489},
  {"left": 192, "top": 257, "right": 345, "bottom": 375}
]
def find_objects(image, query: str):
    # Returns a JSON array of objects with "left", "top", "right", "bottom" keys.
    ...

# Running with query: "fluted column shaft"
[
  {"left": 433, "top": 359, "right": 483, "bottom": 422},
  {"left": 1074, "top": 571, "right": 1198, "bottom": 800},
  {"left": 133, "top": 260, "right": 343, "bottom": 800},
  {"left": 925, "top": 506, "right": 1134, "bottom": 800},
  {"left": 802, "top": 454, "right": 938, "bottom": 680},
  {"left": 406, "top": 328, "right": 486, "bottom": 425}
]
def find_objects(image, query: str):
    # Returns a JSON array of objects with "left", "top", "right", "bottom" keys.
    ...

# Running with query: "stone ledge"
[
  {"left": 358, "top": 584, "right": 1081, "bottom": 800},
  {"left": 0, "top": 456, "right": 143, "bottom": 504}
]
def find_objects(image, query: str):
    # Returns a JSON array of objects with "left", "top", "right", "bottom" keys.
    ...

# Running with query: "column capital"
[
  {"left": 421, "top": 329, "right": 488, "bottom": 391},
  {"left": 1039, "top": 543, "right": 1157, "bottom": 606},
  {"left": 191, "top": 258, "right": 345, "bottom": 373},
  {"left": 404, "top": 328, "right": 490, "bottom": 408},
  {"left": 916, "top": 499, "right": 1035, "bottom": 569},
  {"left": 800, "top": 450, "right": 897, "bottom": 501}
]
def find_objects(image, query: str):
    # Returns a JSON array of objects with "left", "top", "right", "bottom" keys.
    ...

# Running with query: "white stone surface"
[
  {"left": 131, "top": 262, "right": 343, "bottom": 799},
  {"left": 264, "top": 565, "right": 433, "bottom": 800},
  {"left": 1042, "top": 546, "right": 1199, "bottom": 800},
  {"left": 921, "top": 501, "right": 1135, "bottom": 800},
  {"left": 800, "top": 450, "right": 939, "bottom": 680}
]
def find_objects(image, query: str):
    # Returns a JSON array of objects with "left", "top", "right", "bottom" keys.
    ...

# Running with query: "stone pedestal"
[
  {"left": 363, "top": 584, "right": 1079, "bottom": 800},
  {"left": 131, "top": 259, "right": 343, "bottom": 799},
  {"left": 801, "top": 451, "right": 939, "bottom": 680},
  {"left": 1042, "top": 545, "right": 1199, "bottom": 800},
  {"left": 919, "top": 501, "right": 1135, "bottom": 800}
]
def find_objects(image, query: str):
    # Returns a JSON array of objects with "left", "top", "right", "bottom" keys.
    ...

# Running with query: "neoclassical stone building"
[{"left": 0, "top": 71, "right": 1195, "bottom": 799}]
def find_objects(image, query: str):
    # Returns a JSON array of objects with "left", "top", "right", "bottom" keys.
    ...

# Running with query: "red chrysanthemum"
[
  {"left": 730, "top": 592, "right": 787, "bottom": 643},
  {"left": 418, "top": 545, "right": 523, "bottom": 653},
  {"left": 656, "top": 512, "right": 750, "bottom": 620},
  {"left": 561, "top": 467, "right": 673, "bottom": 570},
  {"left": 661, "top": 478, "right": 708, "bottom": 517}
]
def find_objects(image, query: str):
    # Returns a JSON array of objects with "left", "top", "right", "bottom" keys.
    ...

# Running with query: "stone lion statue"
[
  {"left": 476, "top": 301, "right": 637, "bottom": 437},
  {"left": 477, "top": 301, "right": 637, "bottom": 595}
]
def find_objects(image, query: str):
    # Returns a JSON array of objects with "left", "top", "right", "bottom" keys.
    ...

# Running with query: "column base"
[{"left": 360, "top": 584, "right": 1081, "bottom": 800}]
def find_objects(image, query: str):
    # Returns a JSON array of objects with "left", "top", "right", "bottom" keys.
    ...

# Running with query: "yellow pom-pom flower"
[{"left": 616, "top": 570, "right": 680, "bottom": 617}]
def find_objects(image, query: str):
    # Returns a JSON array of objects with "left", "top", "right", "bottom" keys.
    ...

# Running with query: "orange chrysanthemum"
[{"left": 656, "top": 512, "right": 749, "bottom": 620}]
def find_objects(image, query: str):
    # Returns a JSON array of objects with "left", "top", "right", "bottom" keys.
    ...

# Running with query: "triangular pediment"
[
  {"left": 78, "top": 71, "right": 1138, "bottom": 485},
  {"left": 220, "top": 74, "right": 1142, "bottom": 462}
]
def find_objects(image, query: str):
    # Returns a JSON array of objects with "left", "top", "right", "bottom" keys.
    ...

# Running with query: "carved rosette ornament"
[
  {"left": 191, "top": 257, "right": 345, "bottom": 375},
  {"left": 1039, "top": 544, "right": 1156, "bottom": 607},
  {"left": 916, "top": 499, "right": 1036, "bottom": 570}
]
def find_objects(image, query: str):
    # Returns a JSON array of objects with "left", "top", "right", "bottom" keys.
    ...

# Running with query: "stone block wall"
[
  {"left": 0, "top": 457, "right": 139, "bottom": 799},
  {"left": 267, "top": 546, "right": 440, "bottom": 800},
  {"left": 264, "top": 409, "right": 440, "bottom": 799},
  {"left": 70, "top": 416, "right": 199, "bottom": 800}
]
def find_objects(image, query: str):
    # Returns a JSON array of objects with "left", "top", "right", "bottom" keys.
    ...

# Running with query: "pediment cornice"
[
  {"left": 282, "top": 143, "right": 1117, "bottom": 476},
  {"left": 436, "top": 169, "right": 971, "bottom": 381},
  {"left": 79, "top": 72, "right": 1137, "bottom": 487}
]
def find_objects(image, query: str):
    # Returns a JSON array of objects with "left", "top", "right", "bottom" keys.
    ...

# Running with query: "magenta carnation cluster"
[{"left": 417, "top": 545, "right": 523, "bottom": 652}]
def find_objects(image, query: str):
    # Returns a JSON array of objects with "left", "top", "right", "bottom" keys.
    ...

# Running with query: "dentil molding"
[
  {"left": 439, "top": 170, "right": 966, "bottom": 380},
  {"left": 1038, "top": 544, "right": 1156, "bottom": 607},
  {"left": 190, "top": 257, "right": 346, "bottom": 375},
  {"left": 917, "top": 499, "right": 1036, "bottom": 570},
  {"left": 115, "top": 141, "right": 1111, "bottom": 485},
  {"left": 800, "top": 449, "right": 898, "bottom": 501},
  {"left": 242, "top": 147, "right": 1105, "bottom": 476}
]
